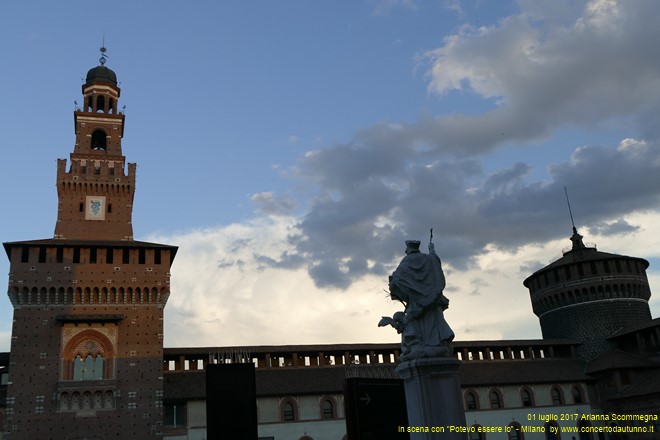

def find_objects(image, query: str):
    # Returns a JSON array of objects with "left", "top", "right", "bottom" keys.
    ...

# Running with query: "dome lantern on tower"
[{"left": 84, "top": 46, "right": 117, "bottom": 85}]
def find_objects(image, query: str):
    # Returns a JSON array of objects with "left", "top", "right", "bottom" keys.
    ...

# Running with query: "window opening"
[
  {"left": 282, "top": 401, "right": 295, "bottom": 421},
  {"left": 96, "top": 95, "right": 105, "bottom": 113},
  {"left": 572, "top": 385, "right": 584, "bottom": 404},
  {"left": 508, "top": 423, "right": 523, "bottom": 440},
  {"left": 489, "top": 390, "right": 502, "bottom": 408},
  {"left": 321, "top": 399, "right": 334, "bottom": 419},
  {"left": 91, "top": 129, "right": 107, "bottom": 150},
  {"left": 466, "top": 391, "right": 478, "bottom": 410},
  {"left": 164, "top": 403, "right": 187, "bottom": 428},
  {"left": 551, "top": 387, "right": 563, "bottom": 405},
  {"left": 73, "top": 354, "right": 104, "bottom": 380}
]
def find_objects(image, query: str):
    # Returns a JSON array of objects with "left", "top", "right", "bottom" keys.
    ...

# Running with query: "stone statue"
[{"left": 379, "top": 237, "right": 454, "bottom": 361}]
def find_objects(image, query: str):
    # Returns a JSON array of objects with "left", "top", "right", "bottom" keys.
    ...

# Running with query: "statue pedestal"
[{"left": 396, "top": 357, "right": 467, "bottom": 439}]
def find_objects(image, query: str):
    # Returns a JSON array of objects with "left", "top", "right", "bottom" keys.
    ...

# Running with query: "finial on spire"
[
  {"left": 99, "top": 46, "right": 107, "bottom": 66},
  {"left": 99, "top": 33, "right": 108, "bottom": 66}
]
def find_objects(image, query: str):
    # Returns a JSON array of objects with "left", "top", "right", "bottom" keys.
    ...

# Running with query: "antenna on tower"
[
  {"left": 564, "top": 186, "right": 588, "bottom": 252},
  {"left": 564, "top": 186, "right": 576, "bottom": 231}
]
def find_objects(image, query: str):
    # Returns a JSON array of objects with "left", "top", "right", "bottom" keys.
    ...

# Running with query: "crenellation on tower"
[{"left": 524, "top": 227, "right": 652, "bottom": 360}]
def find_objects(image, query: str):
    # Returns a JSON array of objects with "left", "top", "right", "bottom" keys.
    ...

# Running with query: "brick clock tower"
[{"left": 3, "top": 50, "right": 177, "bottom": 438}]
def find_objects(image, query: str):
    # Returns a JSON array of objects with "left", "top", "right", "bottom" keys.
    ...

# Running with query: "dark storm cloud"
[
  {"left": 589, "top": 219, "right": 639, "bottom": 237},
  {"left": 255, "top": 0, "right": 660, "bottom": 289},
  {"left": 268, "top": 138, "right": 660, "bottom": 289}
]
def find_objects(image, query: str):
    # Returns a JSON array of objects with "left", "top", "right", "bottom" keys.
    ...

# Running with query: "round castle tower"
[{"left": 523, "top": 227, "right": 652, "bottom": 360}]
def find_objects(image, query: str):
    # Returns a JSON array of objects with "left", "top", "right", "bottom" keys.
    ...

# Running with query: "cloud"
[
  {"left": 469, "top": 277, "right": 489, "bottom": 296},
  {"left": 150, "top": 216, "right": 556, "bottom": 347},
  {"left": 442, "top": 0, "right": 464, "bottom": 16},
  {"left": 270, "top": 135, "right": 660, "bottom": 289},
  {"left": 250, "top": 191, "right": 297, "bottom": 216},
  {"left": 146, "top": 0, "right": 660, "bottom": 347},
  {"left": 246, "top": 0, "right": 660, "bottom": 290},
  {"left": 519, "top": 260, "right": 544, "bottom": 277},
  {"left": 588, "top": 219, "right": 639, "bottom": 236},
  {"left": 149, "top": 218, "right": 406, "bottom": 347},
  {"left": 418, "top": 0, "right": 660, "bottom": 152},
  {"left": 149, "top": 196, "right": 660, "bottom": 350}
]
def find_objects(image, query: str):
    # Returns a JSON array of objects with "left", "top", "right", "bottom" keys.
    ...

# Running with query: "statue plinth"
[{"left": 395, "top": 357, "right": 467, "bottom": 439}]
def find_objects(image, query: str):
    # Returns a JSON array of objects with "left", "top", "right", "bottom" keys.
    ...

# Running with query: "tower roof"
[
  {"left": 85, "top": 46, "right": 117, "bottom": 86},
  {"left": 522, "top": 228, "right": 649, "bottom": 287},
  {"left": 85, "top": 65, "right": 117, "bottom": 86}
]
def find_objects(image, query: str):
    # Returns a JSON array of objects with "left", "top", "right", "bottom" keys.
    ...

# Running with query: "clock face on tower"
[{"left": 85, "top": 195, "right": 106, "bottom": 221}]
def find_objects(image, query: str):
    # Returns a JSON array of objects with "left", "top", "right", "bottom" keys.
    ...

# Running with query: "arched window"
[
  {"left": 281, "top": 398, "right": 297, "bottom": 422},
  {"left": 607, "top": 423, "right": 619, "bottom": 440},
  {"left": 91, "top": 129, "right": 107, "bottom": 150},
  {"left": 62, "top": 330, "right": 115, "bottom": 381},
  {"left": 572, "top": 385, "right": 585, "bottom": 404},
  {"left": 578, "top": 421, "right": 593, "bottom": 440},
  {"left": 489, "top": 388, "right": 503, "bottom": 409},
  {"left": 320, "top": 397, "right": 336, "bottom": 419},
  {"left": 96, "top": 95, "right": 105, "bottom": 113},
  {"left": 545, "top": 421, "right": 560, "bottom": 440},
  {"left": 470, "top": 425, "right": 486, "bottom": 440},
  {"left": 508, "top": 422, "right": 523, "bottom": 440},
  {"left": 73, "top": 354, "right": 104, "bottom": 380},
  {"left": 550, "top": 386, "right": 564, "bottom": 405},
  {"left": 465, "top": 390, "right": 479, "bottom": 410},
  {"left": 520, "top": 387, "right": 534, "bottom": 407}
]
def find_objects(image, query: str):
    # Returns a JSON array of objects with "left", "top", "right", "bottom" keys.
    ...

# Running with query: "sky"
[{"left": 1, "top": 0, "right": 660, "bottom": 352}]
